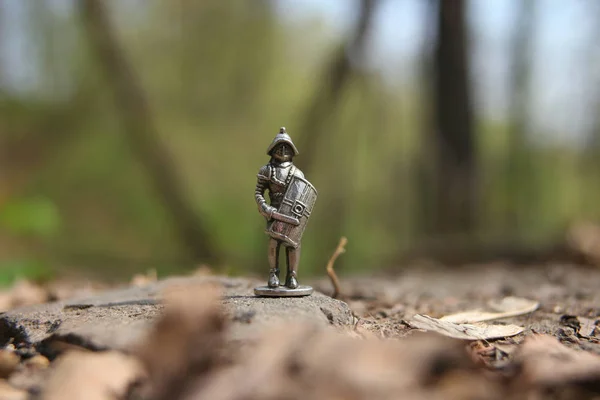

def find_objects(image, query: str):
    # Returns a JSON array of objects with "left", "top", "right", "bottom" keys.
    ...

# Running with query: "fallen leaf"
[
  {"left": 45, "top": 279, "right": 106, "bottom": 302},
  {"left": 409, "top": 314, "right": 524, "bottom": 340},
  {"left": 440, "top": 297, "right": 539, "bottom": 324},
  {"left": 193, "top": 265, "right": 213, "bottom": 276},
  {"left": 566, "top": 221, "right": 600, "bottom": 266},
  {"left": 192, "top": 323, "right": 503, "bottom": 400},
  {"left": 559, "top": 315, "right": 598, "bottom": 337},
  {"left": 0, "top": 280, "right": 48, "bottom": 312},
  {"left": 40, "top": 350, "right": 145, "bottom": 400},
  {"left": 516, "top": 334, "right": 600, "bottom": 387},
  {"left": 131, "top": 269, "right": 157, "bottom": 287},
  {"left": 23, "top": 354, "right": 50, "bottom": 370},
  {"left": 0, "top": 351, "right": 19, "bottom": 378},
  {"left": 559, "top": 314, "right": 581, "bottom": 331},
  {"left": 0, "top": 380, "right": 27, "bottom": 400},
  {"left": 579, "top": 317, "right": 597, "bottom": 337},
  {"left": 134, "top": 283, "right": 225, "bottom": 400}
]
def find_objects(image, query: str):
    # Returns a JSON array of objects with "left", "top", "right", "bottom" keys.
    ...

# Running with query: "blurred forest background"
[{"left": 1, "top": 0, "right": 599, "bottom": 284}]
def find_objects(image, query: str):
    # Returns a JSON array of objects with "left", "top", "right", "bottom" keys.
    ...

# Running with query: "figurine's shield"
[{"left": 266, "top": 175, "right": 317, "bottom": 248}]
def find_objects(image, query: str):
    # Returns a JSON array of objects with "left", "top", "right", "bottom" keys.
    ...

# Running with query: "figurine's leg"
[
  {"left": 268, "top": 238, "right": 281, "bottom": 287},
  {"left": 284, "top": 244, "right": 300, "bottom": 289}
]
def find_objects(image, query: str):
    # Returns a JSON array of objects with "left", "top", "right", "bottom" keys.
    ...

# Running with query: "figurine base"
[{"left": 254, "top": 285, "right": 313, "bottom": 297}]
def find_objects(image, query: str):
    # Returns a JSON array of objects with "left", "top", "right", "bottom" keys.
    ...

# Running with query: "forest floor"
[
  {"left": 0, "top": 262, "right": 598, "bottom": 399},
  {"left": 313, "top": 262, "right": 600, "bottom": 348}
]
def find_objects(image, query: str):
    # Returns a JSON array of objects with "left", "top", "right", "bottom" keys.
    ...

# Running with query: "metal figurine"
[{"left": 254, "top": 127, "right": 317, "bottom": 297}]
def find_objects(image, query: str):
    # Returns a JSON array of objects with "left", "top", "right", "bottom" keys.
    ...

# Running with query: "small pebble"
[{"left": 553, "top": 305, "right": 563, "bottom": 314}]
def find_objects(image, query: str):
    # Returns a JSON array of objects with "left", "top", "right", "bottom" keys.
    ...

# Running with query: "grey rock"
[{"left": 0, "top": 276, "right": 353, "bottom": 354}]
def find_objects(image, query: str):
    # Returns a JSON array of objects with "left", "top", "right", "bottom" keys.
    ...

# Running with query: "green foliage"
[
  {"left": 0, "top": 197, "right": 61, "bottom": 238},
  {"left": 0, "top": 259, "right": 54, "bottom": 286},
  {"left": 0, "top": 197, "right": 60, "bottom": 286},
  {"left": 1, "top": 0, "right": 599, "bottom": 280}
]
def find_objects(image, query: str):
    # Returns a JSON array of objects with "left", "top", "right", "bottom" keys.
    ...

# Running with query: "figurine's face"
[{"left": 272, "top": 144, "right": 293, "bottom": 162}]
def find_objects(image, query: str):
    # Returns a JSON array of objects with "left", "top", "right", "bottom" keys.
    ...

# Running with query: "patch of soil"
[
  {"left": 311, "top": 263, "right": 600, "bottom": 352},
  {"left": 0, "top": 263, "right": 598, "bottom": 399}
]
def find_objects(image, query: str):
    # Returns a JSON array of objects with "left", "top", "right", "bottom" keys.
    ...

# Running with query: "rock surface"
[{"left": 0, "top": 276, "right": 353, "bottom": 354}]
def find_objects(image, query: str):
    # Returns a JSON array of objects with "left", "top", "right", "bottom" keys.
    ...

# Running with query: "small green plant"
[{"left": 0, "top": 196, "right": 60, "bottom": 286}]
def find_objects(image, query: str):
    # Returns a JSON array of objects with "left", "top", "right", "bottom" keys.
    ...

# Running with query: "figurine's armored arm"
[{"left": 255, "top": 165, "right": 276, "bottom": 219}]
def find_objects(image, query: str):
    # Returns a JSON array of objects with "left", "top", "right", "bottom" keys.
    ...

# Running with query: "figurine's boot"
[
  {"left": 268, "top": 268, "right": 280, "bottom": 288},
  {"left": 285, "top": 245, "right": 300, "bottom": 289},
  {"left": 285, "top": 270, "right": 298, "bottom": 289}
]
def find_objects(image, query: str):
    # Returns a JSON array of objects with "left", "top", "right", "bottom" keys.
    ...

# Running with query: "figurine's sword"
[{"left": 271, "top": 211, "right": 300, "bottom": 226}]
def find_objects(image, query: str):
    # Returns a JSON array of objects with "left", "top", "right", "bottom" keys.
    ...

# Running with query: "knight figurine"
[{"left": 254, "top": 127, "right": 317, "bottom": 296}]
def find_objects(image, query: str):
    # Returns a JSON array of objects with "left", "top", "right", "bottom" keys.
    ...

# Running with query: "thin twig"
[{"left": 326, "top": 237, "right": 347, "bottom": 299}]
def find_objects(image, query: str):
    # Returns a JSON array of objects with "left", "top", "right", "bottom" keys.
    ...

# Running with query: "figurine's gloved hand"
[{"left": 261, "top": 204, "right": 277, "bottom": 220}]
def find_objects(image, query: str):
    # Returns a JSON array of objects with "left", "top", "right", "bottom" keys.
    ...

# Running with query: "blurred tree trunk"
[
  {"left": 294, "top": 0, "right": 378, "bottom": 266},
  {"left": 414, "top": 0, "right": 438, "bottom": 239},
  {"left": 504, "top": 0, "right": 535, "bottom": 234},
  {"left": 295, "top": 0, "right": 377, "bottom": 176},
  {"left": 321, "top": 76, "right": 371, "bottom": 270},
  {"left": 308, "top": 0, "right": 378, "bottom": 269},
  {"left": 79, "top": 0, "right": 219, "bottom": 265},
  {"left": 583, "top": 4, "right": 600, "bottom": 155},
  {"left": 431, "top": 0, "right": 477, "bottom": 235},
  {"left": 581, "top": 2, "right": 600, "bottom": 215}
]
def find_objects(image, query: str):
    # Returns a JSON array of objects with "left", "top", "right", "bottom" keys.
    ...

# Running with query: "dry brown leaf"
[
  {"left": 578, "top": 317, "right": 598, "bottom": 337},
  {"left": 0, "top": 280, "right": 48, "bottom": 312},
  {"left": 40, "top": 350, "right": 145, "bottom": 400},
  {"left": 516, "top": 334, "right": 600, "bottom": 387},
  {"left": 45, "top": 279, "right": 104, "bottom": 302},
  {"left": 440, "top": 297, "right": 539, "bottom": 324},
  {"left": 559, "top": 315, "right": 598, "bottom": 338},
  {"left": 193, "top": 265, "right": 213, "bottom": 276},
  {"left": 135, "top": 282, "right": 225, "bottom": 400},
  {"left": 131, "top": 269, "right": 158, "bottom": 287},
  {"left": 187, "top": 322, "right": 505, "bottom": 400},
  {"left": 409, "top": 314, "right": 524, "bottom": 340},
  {"left": 0, "top": 380, "right": 27, "bottom": 400},
  {"left": 566, "top": 221, "right": 600, "bottom": 265},
  {"left": 23, "top": 355, "right": 50, "bottom": 370},
  {"left": 0, "top": 351, "right": 20, "bottom": 379}
]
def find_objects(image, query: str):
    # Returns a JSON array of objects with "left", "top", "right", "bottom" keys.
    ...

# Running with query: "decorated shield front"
[{"left": 266, "top": 175, "right": 317, "bottom": 248}]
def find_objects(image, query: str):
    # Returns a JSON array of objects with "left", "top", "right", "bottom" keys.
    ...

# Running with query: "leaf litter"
[
  {"left": 0, "top": 264, "right": 598, "bottom": 399},
  {"left": 560, "top": 314, "right": 599, "bottom": 338},
  {"left": 407, "top": 296, "right": 538, "bottom": 340},
  {"left": 409, "top": 314, "right": 525, "bottom": 340},
  {"left": 439, "top": 296, "right": 539, "bottom": 324}
]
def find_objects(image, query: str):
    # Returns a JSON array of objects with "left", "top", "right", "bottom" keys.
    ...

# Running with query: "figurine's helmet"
[{"left": 266, "top": 127, "right": 299, "bottom": 157}]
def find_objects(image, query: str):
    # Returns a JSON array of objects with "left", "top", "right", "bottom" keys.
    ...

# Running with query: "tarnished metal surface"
[
  {"left": 253, "top": 285, "right": 314, "bottom": 297},
  {"left": 254, "top": 127, "right": 317, "bottom": 292},
  {"left": 266, "top": 175, "right": 317, "bottom": 248}
]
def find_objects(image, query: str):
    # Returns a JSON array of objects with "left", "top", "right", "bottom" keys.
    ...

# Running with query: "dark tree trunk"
[
  {"left": 431, "top": 0, "right": 477, "bottom": 235},
  {"left": 584, "top": 2, "right": 600, "bottom": 155},
  {"left": 504, "top": 0, "right": 535, "bottom": 233},
  {"left": 79, "top": 0, "right": 219, "bottom": 265}
]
